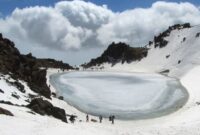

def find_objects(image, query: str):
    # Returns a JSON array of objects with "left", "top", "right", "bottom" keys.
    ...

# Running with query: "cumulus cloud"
[
  {"left": 0, "top": 0, "right": 113, "bottom": 50},
  {"left": 0, "top": 0, "right": 200, "bottom": 64},
  {"left": 97, "top": 1, "right": 200, "bottom": 46},
  {"left": 55, "top": 0, "right": 114, "bottom": 29}
]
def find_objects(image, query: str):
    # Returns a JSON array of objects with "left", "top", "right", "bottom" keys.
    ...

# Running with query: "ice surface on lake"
[{"left": 50, "top": 71, "right": 188, "bottom": 120}]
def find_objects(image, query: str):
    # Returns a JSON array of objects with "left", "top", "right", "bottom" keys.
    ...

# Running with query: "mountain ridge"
[
  {"left": 0, "top": 33, "right": 73, "bottom": 98},
  {"left": 82, "top": 23, "right": 200, "bottom": 76}
]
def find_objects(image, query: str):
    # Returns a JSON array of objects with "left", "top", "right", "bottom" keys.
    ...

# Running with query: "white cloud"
[
  {"left": 0, "top": 0, "right": 113, "bottom": 51},
  {"left": 55, "top": 0, "right": 114, "bottom": 29},
  {"left": 97, "top": 1, "right": 200, "bottom": 46},
  {"left": 0, "top": 1, "right": 200, "bottom": 64}
]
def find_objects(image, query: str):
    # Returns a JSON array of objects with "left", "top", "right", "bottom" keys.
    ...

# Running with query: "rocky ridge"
[{"left": 82, "top": 23, "right": 191, "bottom": 69}]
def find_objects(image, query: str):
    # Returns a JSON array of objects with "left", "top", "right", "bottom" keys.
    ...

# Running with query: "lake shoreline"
[{"left": 49, "top": 71, "right": 189, "bottom": 120}]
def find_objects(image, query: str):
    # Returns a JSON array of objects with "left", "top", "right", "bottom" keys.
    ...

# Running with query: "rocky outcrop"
[
  {"left": 83, "top": 23, "right": 191, "bottom": 68},
  {"left": 82, "top": 42, "right": 148, "bottom": 68},
  {"left": 153, "top": 23, "right": 191, "bottom": 48},
  {"left": 0, "top": 35, "right": 51, "bottom": 98},
  {"left": 0, "top": 107, "right": 14, "bottom": 116},
  {"left": 27, "top": 98, "right": 67, "bottom": 122},
  {"left": 0, "top": 34, "right": 73, "bottom": 98},
  {"left": 6, "top": 80, "right": 25, "bottom": 93},
  {"left": 35, "top": 58, "right": 73, "bottom": 70}
]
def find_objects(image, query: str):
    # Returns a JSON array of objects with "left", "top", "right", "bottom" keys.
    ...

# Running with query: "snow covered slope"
[
  {"left": 89, "top": 24, "right": 200, "bottom": 77},
  {"left": 1, "top": 24, "right": 200, "bottom": 135}
]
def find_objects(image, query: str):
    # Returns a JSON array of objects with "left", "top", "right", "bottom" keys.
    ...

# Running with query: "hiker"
[
  {"left": 99, "top": 115, "right": 103, "bottom": 123},
  {"left": 109, "top": 116, "right": 112, "bottom": 121},
  {"left": 111, "top": 115, "right": 115, "bottom": 124},
  {"left": 86, "top": 114, "right": 89, "bottom": 122},
  {"left": 69, "top": 115, "right": 76, "bottom": 123}
]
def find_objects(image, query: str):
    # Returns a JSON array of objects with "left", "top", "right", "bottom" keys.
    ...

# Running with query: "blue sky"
[{"left": 0, "top": 0, "right": 200, "bottom": 15}]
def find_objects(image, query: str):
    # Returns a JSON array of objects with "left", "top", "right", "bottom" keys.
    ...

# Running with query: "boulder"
[
  {"left": 58, "top": 96, "right": 64, "bottom": 100},
  {"left": 0, "top": 89, "right": 4, "bottom": 93},
  {"left": 51, "top": 107, "right": 67, "bottom": 122},
  {"left": 51, "top": 92, "right": 56, "bottom": 97},
  {"left": 13, "top": 81, "right": 25, "bottom": 93},
  {"left": 11, "top": 93, "right": 20, "bottom": 99},
  {"left": 91, "top": 119, "right": 98, "bottom": 122},
  {"left": 27, "top": 98, "right": 67, "bottom": 122},
  {"left": 0, "top": 107, "right": 14, "bottom": 116}
]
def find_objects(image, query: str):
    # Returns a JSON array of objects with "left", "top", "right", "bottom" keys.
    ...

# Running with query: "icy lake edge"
[{"left": 50, "top": 71, "right": 189, "bottom": 120}]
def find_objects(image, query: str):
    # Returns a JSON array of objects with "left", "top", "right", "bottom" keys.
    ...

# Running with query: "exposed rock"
[
  {"left": 7, "top": 81, "right": 25, "bottom": 93},
  {"left": 52, "top": 92, "right": 56, "bottom": 97},
  {"left": 51, "top": 106, "right": 67, "bottom": 122},
  {"left": 27, "top": 111, "right": 36, "bottom": 115},
  {"left": 91, "top": 119, "right": 98, "bottom": 122},
  {"left": 27, "top": 98, "right": 67, "bottom": 122},
  {"left": 0, "top": 34, "right": 73, "bottom": 98},
  {"left": 35, "top": 58, "right": 73, "bottom": 70},
  {"left": 196, "top": 102, "right": 200, "bottom": 105},
  {"left": 196, "top": 32, "right": 200, "bottom": 38},
  {"left": 11, "top": 93, "right": 20, "bottom": 99},
  {"left": 0, "top": 100, "right": 14, "bottom": 106},
  {"left": 0, "top": 107, "right": 14, "bottom": 116},
  {"left": 154, "top": 23, "right": 190, "bottom": 48},
  {"left": 0, "top": 89, "right": 4, "bottom": 93},
  {"left": 166, "top": 55, "right": 170, "bottom": 59},
  {"left": 27, "top": 98, "right": 53, "bottom": 115},
  {"left": 182, "top": 37, "right": 186, "bottom": 42},
  {"left": 82, "top": 23, "right": 191, "bottom": 68},
  {"left": 82, "top": 42, "right": 148, "bottom": 68},
  {"left": 159, "top": 69, "right": 170, "bottom": 74},
  {"left": 58, "top": 96, "right": 64, "bottom": 100}
]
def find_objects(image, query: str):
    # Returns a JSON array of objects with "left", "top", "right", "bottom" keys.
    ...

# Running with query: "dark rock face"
[
  {"left": 58, "top": 96, "right": 64, "bottom": 100},
  {"left": 82, "top": 42, "right": 148, "bottom": 68},
  {"left": 6, "top": 80, "right": 25, "bottom": 93},
  {"left": 0, "top": 100, "right": 15, "bottom": 106},
  {"left": 91, "top": 119, "right": 98, "bottom": 122},
  {"left": 27, "top": 98, "right": 67, "bottom": 122},
  {"left": 178, "top": 60, "right": 181, "bottom": 64},
  {"left": 0, "top": 89, "right": 4, "bottom": 93},
  {"left": 11, "top": 92, "right": 20, "bottom": 99},
  {"left": 51, "top": 92, "right": 56, "bottom": 97},
  {"left": 0, "top": 107, "right": 14, "bottom": 116},
  {"left": 35, "top": 58, "right": 73, "bottom": 70},
  {"left": 0, "top": 34, "right": 73, "bottom": 98},
  {"left": 51, "top": 106, "right": 67, "bottom": 122},
  {"left": 159, "top": 69, "right": 170, "bottom": 74},
  {"left": 154, "top": 23, "right": 191, "bottom": 48},
  {"left": 13, "top": 81, "right": 25, "bottom": 93},
  {"left": 82, "top": 23, "right": 191, "bottom": 68},
  {"left": 27, "top": 98, "right": 53, "bottom": 115},
  {"left": 196, "top": 32, "right": 200, "bottom": 38}
]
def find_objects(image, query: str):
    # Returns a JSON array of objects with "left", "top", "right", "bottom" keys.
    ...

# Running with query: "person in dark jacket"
[
  {"left": 86, "top": 114, "right": 89, "bottom": 122},
  {"left": 111, "top": 115, "right": 115, "bottom": 124},
  {"left": 99, "top": 115, "right": 103, "bottom": 123},
  {"left": 109, "top": 116, "right": 112, "bottom": 121}
]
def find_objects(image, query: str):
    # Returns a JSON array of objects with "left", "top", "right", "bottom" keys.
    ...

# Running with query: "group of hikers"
[
  {"left": 86, "top": 114, "right": 115, "bottom": 124},
  {"left": 68, "top": 114, "right": 115, "bottom": 124}
]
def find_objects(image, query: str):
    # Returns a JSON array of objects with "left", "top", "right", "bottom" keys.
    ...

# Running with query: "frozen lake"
[{"left": 50, "top": 71, "right": 188, "bottom": 120}]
